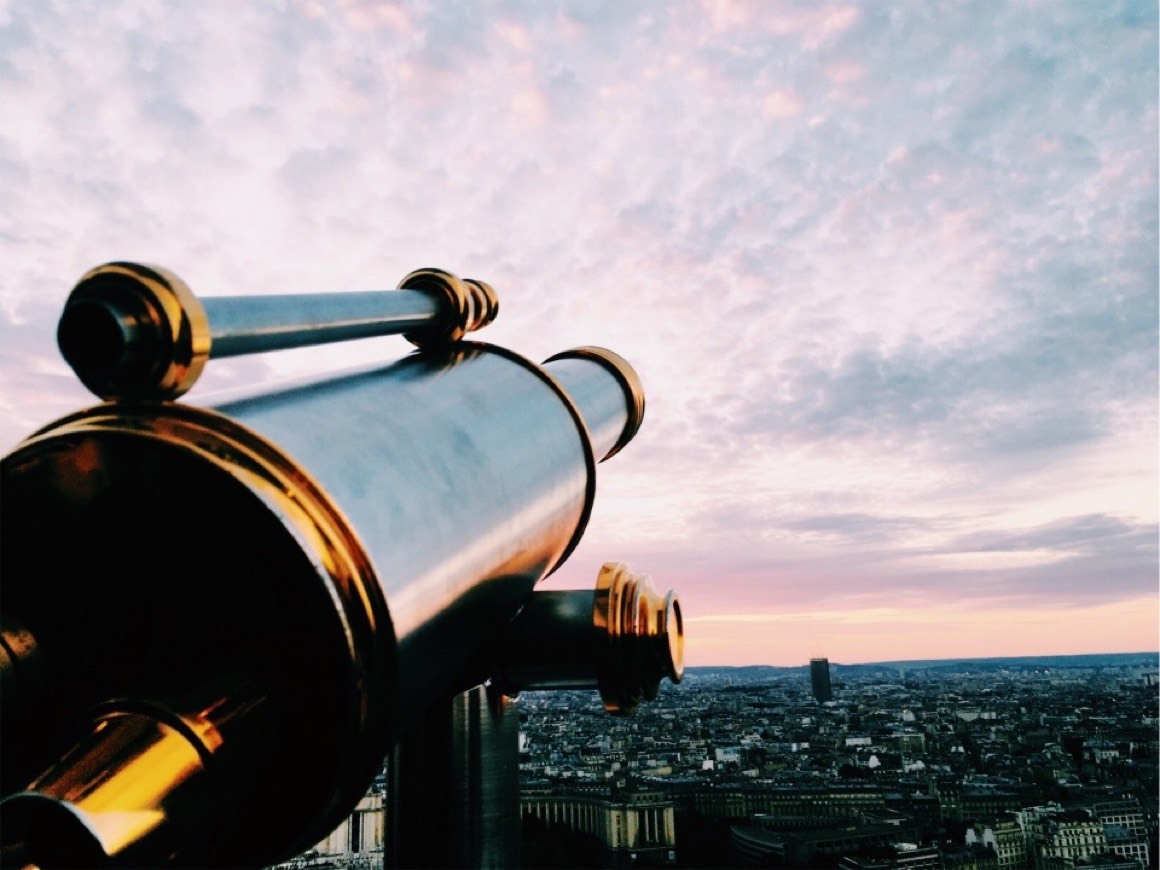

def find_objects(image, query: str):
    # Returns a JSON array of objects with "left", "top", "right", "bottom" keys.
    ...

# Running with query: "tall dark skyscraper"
[{"left": 810, "top": 657, "right": 832, "bottom": 702}]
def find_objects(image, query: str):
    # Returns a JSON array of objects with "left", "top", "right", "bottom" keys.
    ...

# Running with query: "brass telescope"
[{"left": 0, "top": 263, "right": 683, "bottom": 868}]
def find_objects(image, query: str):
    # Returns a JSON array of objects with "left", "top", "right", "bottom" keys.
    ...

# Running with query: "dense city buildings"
[
  {"left": 275, "top": 653, "right": 1158, "bottom": 868},
  {"left": 514, "top": 654, "right": 1157, "bottom": 868}
]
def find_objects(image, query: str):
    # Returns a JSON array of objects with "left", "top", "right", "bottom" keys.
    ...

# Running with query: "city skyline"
[{"left": 1, "top": 2, "right": 1156, "bottom": 667}]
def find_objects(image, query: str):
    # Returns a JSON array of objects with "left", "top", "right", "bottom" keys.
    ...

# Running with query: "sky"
[{"left": 1, "top": 1, "right": 1157, "bottom": 668}]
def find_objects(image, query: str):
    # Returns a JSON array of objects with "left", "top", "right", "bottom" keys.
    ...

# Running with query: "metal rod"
[
  {"left": 202, "top": 289, "right": 442, "bottom": 357},
  {"left": 56, "top": 262, "right": 499, "bottom": 400}
]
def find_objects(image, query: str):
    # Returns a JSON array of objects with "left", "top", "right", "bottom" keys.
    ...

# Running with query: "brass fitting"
[
  {"left": 594, "top": 561, "right": 684, "bottom": 713},
  {"left": 57, "top": 262, "right": 211, "bottom": 402},
  {"left": 495, "top": 562, "right": 683, "bottom": 714},
  {"left": 398, "top": 267, "right": 499, "bottom": 349},
  {"left": 0, "top": 684, "right": 268, "bottom": 869},
  {"left": 543, "top": 347, "right": 645, "bottom": 460}
]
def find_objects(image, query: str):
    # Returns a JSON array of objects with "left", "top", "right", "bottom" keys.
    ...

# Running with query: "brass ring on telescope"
[
  {"left": 463, "top": 278, "right": 499, "bottom": 330},
  {"left": 57, "top": 262, "right": 211, "bottom": 401},
  {"left": 592, "top": 562, "right": 684, "bottom": 714},
  {"left": 543, "top": 346, "right": 646, "bottom": 460},
  {"left": 398, "top": 268, "right": 467, "bottom": 348}
]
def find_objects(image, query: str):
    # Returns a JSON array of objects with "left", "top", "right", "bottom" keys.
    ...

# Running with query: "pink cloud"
[
  {"left": 825, "top": 62, "right": 866, "bottom": 85},
  {"left": 699, "top": 1, "right": 860, "bottom": 46},
  {"left": 763, "top": 89, "right": 803, "bottom": 119},
  {"left": 510, "top": 87, "right": 552, "bottom": 128},
  {"left": 493, "top": 19, "right": 534, "bottom": 53}
]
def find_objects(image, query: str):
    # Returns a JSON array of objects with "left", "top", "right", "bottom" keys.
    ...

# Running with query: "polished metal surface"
[
  {"left": 202, "top": 288, "right": 441, "bottom": 355},
  {"left": 208, "top": 342, "right": 599, "bottom": 715},
  {"left": 57, "top": 263, "right": 499, "bottom": 400},
  {"left": 497, "top": 562, "right": 684, "bottom": 713},
  {"left": 0, "top": 339, "right": 643, "bottom": 867},
  {"left": 544, "top": 347, "right": 645, "bottom": 461}
]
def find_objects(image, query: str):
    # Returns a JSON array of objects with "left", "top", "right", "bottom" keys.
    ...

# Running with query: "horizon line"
[{"left": 688, "top": 650, "right": 1160, "bottom": 669}]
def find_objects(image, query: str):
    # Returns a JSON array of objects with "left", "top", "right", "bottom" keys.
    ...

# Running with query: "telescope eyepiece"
[
  {"left": 57, "top": 262, "right": 210, "bottom": 401},
  {"left": 57, "top": 297, "right": 138, "bottom": 375},
  {"left": 495, "top": 562, "right": 684, "bottom": 714}
]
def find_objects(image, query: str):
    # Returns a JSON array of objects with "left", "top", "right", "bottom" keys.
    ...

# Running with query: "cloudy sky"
[{"left": 2, "top": 1, "right": 1156, "bottom": 667}]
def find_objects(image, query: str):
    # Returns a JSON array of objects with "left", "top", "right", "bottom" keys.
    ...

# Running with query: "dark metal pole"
[{"left": 386, "top": 684, "right": 520, "bottom": 869}]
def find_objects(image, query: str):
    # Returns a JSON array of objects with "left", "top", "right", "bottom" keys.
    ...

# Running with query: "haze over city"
[{"left": 1, "top": 2, "right": 1156, "bottom": 666}]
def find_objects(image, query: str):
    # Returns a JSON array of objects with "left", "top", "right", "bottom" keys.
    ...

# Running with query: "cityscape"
[{"left": 275, "top": 651, "right": 1159, "bottom": 869}]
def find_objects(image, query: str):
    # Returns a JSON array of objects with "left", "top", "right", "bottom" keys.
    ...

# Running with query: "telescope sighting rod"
[
  {"left": 56, "top": 262, "right": 499, "bottom": 401},
  {"left": 203, "top": 289, "right": 443, "bottom": 354}
]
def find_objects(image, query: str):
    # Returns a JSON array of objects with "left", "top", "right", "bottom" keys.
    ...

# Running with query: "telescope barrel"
[
  {"left": 1, "top": 340, "right": 647, "bottom": 867},
  {"left": 56, "top": 262, "right": 499, "bottom": 401}
]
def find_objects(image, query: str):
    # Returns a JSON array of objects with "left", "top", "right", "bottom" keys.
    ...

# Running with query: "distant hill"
[{"left": 687, "top": 651, "right": 1159, "bottom": 678}]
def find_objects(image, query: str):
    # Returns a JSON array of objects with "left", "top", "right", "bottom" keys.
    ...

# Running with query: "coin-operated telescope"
[{"left": 0, "top": 263, "right": 684, "bottom": 869}]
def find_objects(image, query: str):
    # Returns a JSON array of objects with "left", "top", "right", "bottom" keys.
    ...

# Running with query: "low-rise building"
[{"left": 520, "top": 787, "right": 677, "bottom": 866}]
